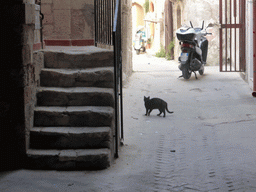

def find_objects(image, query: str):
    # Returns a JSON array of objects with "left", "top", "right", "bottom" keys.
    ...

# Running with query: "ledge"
[{"left": 44, "top": 39, "right": 95, "bottom": 46}]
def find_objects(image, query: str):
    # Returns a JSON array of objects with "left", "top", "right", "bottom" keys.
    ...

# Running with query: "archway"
[{"left": 132, "top": 3, "right": 145, "bottom": 43}]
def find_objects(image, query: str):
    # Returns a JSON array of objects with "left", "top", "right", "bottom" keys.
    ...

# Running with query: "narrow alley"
[{"left": 1, "top": 52, "right": 256, "bottom": 192}]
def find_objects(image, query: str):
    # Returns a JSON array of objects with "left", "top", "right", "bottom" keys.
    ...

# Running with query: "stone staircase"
[{"left": 27, "top": 47, "right": 115, "bottom": 170}]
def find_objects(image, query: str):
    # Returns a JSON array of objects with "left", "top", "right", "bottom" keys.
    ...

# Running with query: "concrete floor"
[{"left": 1, "top": 51, "right": 256, "bottom": 192}]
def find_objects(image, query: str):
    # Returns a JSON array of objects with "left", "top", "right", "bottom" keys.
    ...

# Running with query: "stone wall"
[
  {"left": 23, "top": 0, "right": 44, "bottom": 159},
  {"left": 41, "top": 0, "right": 94, "bottom": 42},
  {"left": 122, "top": 0, "right": 133, "bottom": 82}
]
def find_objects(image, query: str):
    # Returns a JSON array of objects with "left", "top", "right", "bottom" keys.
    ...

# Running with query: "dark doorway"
[{"left": 1, "top": 1, "right": 26, "bottom": 171}]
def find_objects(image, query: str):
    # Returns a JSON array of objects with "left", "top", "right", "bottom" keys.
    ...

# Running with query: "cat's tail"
[{"left": 166, "top": 105, "right": 174, "bottom": 114}]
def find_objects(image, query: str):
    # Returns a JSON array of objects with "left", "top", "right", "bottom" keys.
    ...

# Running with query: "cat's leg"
[
  {"left": 148, "top": 109, "right": 152, "bottom": 116},
  {"left": 163, "top": 110, "right": 166, "bottom": 117},
  {"left": 157, "top": 109, "right": 162, "bottom": 116}
]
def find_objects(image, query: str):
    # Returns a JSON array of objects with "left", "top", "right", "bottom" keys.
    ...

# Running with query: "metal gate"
[
  {"left": 94, "top": 0, "right": 123, "bottom": 158},
  {"left": 219, "top": 0, "right": 246, "bottom": 72}
]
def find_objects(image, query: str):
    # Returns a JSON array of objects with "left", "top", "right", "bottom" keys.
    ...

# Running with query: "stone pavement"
[{"left": 1, "top": 51, "right": 256, "bottom": 192}]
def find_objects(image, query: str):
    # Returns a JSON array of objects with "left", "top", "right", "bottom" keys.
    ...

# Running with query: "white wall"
[{"left": 246, "top": 0, "right": 254, "bottom": 90}]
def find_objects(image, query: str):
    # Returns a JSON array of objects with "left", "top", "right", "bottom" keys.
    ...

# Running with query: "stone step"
[
  {"left": 30, "top": 127, "right": 111, "bottom": 149},
  {"left": 40, "top": 67, "right": 114, "bottom": 88},
  {"left": 37, "top": 87, "right": 114, "bottom": 107},
  {"left": 27, "top": 148, "right": 111, "bottom": 170},
  {"left": 34, "top": 106, "right": 114, "bottom": 127},
  {"left": 43, "top": 49, "right": 113, "bottom": 69}
]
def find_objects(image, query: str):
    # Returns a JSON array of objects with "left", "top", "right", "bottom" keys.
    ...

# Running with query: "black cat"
[{"left": 144, "top": 96, "right": 174, "bottom": 117}]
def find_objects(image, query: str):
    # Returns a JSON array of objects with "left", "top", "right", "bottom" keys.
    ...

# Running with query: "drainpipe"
[{"left": 253, "top": 0, "right": 256, "bottom": 97}]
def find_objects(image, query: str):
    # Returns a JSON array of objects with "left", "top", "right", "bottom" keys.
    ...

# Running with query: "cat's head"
[{"left": 144, "top": 96, "right": 150, "bottom": 102}]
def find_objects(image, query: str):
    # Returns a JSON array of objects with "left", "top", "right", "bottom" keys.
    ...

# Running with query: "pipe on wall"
[{"left": 253, "top": 0, "right": 256, "bottom": 97}]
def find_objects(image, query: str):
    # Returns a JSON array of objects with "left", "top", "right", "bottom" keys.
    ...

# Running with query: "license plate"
[{"left": 180, "top": 53, "right": 188, "bottom": 62}]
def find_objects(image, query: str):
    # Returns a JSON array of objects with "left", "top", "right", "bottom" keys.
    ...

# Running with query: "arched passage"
[
  {"left": 132, "top": 2, "right": 145, "bottom": 42},
  {"left": 150, "top": 1, "right": 154, "bottom": 12}
]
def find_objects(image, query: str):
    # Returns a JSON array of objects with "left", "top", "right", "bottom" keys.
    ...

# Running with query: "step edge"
[{"left": 30, "top": 127, "right": 111, "bottom": 134}]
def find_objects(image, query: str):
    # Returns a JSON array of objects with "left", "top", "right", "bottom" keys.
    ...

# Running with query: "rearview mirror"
[{"left": 206, "top": 23, "right": 214, "bottom": 29}]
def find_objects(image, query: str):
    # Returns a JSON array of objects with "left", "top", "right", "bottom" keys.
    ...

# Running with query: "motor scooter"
[
  {"left": 176, "top": 21, "right": 212, "bottom": 79},
  {"left": 133, "top": 26, "right": 147, "bottom": 55}
]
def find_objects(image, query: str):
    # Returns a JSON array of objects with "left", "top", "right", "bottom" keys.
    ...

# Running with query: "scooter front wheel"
[
  {"left": 136, "top": 49, "right": 140, "bottom": 55},
  {"left": 182, "top": 68, "right": 191, "bottom": 79}
]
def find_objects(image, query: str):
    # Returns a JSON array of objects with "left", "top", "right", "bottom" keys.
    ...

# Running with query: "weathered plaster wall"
[
  {"left": 23, "top": 0, "right": 44, "bottom": 158},
  {"left": 152, "top": 0, "right": 165, "bottom": 53},
  {"left": 41, "top": 0, "right": 94, "bottom": 40},
  {"left": 173, "top": 0, "right": 220, "bottom": 66},
  {"left": 143, "top": 0, "right": 166, "bottom": 54},
  {"left": 246, "top": 0, "right": 254, "bottom": 89}
]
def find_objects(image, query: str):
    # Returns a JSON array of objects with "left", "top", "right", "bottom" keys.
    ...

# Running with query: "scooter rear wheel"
[
  {"left": 199, "top": 65, "right": 204, "bottom": 75},
  {"left": 182, "top": 68, "right": 191, "bottom": 79}
]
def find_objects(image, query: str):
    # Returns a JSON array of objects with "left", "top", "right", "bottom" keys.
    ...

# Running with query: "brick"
[
  {"left": 23, "top": 0, "right": 35, "bottom": 4},
  {"left": 22, "top": 44, "right": 33, "bottom": 65},
  {"left": 70, "top": 10, "right": 85, "bottom": 40},
  {"left": 71, "top": 0, "right": 94, "bottom": 9},
  {"left": 41, "top": 4, "right": 52, "bottom": 15},
  {"left": 25, "top": 3, "right": 35, "bottom": 24},
  {"left": 33, "top": 51, "right": 44, "bottom": 69},
  {"left": 24, "top": 86, "right": 32, "bottom": 105},
  {"left": 23, "top": 26, "right": 34, "bottom": 45},
  {"left": 34, "top": 30, "right": 40, "bottom": 44},
  {"left": 42, "top": 14, "right": 53, "bottom": 25},
  {"left": 53, "top": 0, "right": 70, "bottom": 10},
  {"left": 42, "top": 0, "right": 53, "bottom": 3},
  {"left": 42, "top": 25, "right": 54, "bottom": 39},
  {"left": 53, "top": 10, "right": 71, "bottom": 36},
  {"left": 33, "top": 51, "right": 44, "bottom": 82}
]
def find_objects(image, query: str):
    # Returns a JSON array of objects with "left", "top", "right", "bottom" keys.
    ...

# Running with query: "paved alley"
[{"left": 1, "top": 51, "right": 256, "bottom": 192}]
